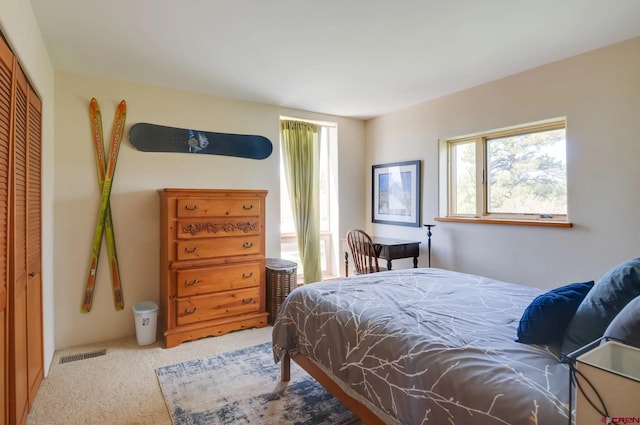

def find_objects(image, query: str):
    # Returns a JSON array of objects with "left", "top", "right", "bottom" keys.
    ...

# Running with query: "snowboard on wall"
[{"left": 128, "top": 123, "right": 273, "bottom": 160}]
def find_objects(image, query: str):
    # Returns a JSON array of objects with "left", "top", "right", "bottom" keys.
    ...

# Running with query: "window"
[
  {"left": 442, "top": 119, "right": 568, "bottom": 224},
  {"left": 280, "top": 119, "right": 339, "bottom": 281}
]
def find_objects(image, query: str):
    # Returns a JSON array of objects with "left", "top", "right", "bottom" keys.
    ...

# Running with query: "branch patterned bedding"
[{"left": 272, "top": 268, "right": 570, "bottom": 425}]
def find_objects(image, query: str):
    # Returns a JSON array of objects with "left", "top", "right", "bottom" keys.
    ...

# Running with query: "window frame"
[{"left": 438, "top": 119, "right": 572, "bottom": 227}]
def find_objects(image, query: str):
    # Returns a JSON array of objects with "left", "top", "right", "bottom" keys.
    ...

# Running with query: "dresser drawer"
[
  {"left": 176, "top": 198, "right": 262, "bottom": 218},
  {"left": 176, "top": 287, "right": 261, "bottom": 325},
  {"left": 177, "top": 218, "right": 261, "bottom": 240},
  {"left": 176, "top": 235, "right": 262, "bottom": 260},
  {"left": 176, "top": 262, "right": 261, "bottom": 297}
]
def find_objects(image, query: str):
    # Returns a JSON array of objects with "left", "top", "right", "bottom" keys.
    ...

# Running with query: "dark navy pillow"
[{"left": 516, "top": 281, "right": 594, "bottom": 345}]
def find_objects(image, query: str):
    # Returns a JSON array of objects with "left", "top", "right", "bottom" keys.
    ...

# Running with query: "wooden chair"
[{"left": 346, "top": 229, "right": 380, "bottom": 276}]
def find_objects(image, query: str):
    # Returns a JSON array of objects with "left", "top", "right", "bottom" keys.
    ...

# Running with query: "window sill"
[{"left": 434, "top": 216, "right": 573, "bottom": 228}]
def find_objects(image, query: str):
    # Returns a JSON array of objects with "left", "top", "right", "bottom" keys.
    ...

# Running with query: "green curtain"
[{"left": 280, "top": 120, "right": 322, "bottom": 284}]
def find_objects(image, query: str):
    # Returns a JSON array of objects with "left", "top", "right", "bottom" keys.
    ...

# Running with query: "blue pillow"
[
  {"left": 603, "top": 295, "right": 640, "bottom": 347},
  {"left": 561, "top": 258, "right": 640, "bottom": 357},
  {"left": 516, "top": 281, "right": 594, "bottom": 344}
]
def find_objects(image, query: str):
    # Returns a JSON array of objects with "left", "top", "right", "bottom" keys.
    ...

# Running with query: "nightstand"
[{"left": 571, "top": 340, "right": 640, "bottom": 424}]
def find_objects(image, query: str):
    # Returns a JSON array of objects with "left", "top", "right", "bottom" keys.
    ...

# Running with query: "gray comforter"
[{"left": 272, "top": 268, "right": 570, "bottom": 425}]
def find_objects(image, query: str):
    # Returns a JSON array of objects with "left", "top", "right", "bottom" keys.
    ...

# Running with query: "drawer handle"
[
  {"left": 184, "top": 306, "right": 198, "bottom": 315},
  {"left": 184, "top": 246, "right": 198, "bottom": 254},
  {"left": 242, "top": 297, "right": 255, "bottom": 304},
  {"left": 242, "top": 242, "right": 254, "bottom": 249},
  {"left": 184, "top": 204, "right": 198, "bottom": 211},
  {"left": 184, "top": 279, "right": 200, "bottom": 286},
  {"left": 242, "top": 204, "right": 254, "bottom": 210},
  {"left": 242, "top": 272, "right": 254, "bottom": 279}
]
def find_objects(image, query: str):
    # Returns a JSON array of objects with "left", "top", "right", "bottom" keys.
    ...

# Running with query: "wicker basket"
[{"left": 266, "top": 258, "right": 298, "bottom": 325}]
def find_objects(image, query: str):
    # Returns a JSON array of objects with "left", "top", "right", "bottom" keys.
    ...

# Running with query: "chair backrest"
[{"left": 346, "top": 229, "right": 380, "bottom": 275}]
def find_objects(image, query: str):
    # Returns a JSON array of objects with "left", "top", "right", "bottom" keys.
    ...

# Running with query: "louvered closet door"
[
  {"left": 25, "top": 86, "right": 42, "bottom": 404},
  {"left": 0, "top": 36, "right": 14, "bottom": 425},
  {"left": 10, "top": 62, "right": 29, "bottom": 425}
]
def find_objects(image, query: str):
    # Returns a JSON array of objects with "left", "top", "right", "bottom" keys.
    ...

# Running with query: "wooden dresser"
[{"left": 158, "top": 188, "right": 268, "bottom": 348}]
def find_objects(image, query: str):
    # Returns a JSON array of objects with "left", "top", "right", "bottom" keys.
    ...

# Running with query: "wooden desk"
[
  {"left": 371, "top": 237, "right": 421, "bottom": 270},
  {"left": 344, "top": 237, "right": 421, "bottom": 276}
]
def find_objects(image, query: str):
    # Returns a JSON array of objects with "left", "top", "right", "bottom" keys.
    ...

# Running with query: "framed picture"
[{"left": 372, "top": 160, "right": 421, "bottom": 227}]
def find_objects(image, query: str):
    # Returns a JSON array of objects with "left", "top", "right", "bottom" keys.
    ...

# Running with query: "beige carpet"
[{"left": 27, "top": 327, "right": 273, "bottom": 425}]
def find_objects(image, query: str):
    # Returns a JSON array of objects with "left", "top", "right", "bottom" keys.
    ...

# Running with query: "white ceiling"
[{"left": 29, "top": 0, "right": 640, "bottom": 119}]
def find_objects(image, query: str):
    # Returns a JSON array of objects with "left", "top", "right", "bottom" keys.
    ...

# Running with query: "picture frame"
[{"left": 372, "top": 160, "right": 421, "bottom": 227}]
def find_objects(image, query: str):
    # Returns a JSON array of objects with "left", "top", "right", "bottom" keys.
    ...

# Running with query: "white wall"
[
  {"left": 54, "top": 72, "right": 365, "bottom": 349},
  {"left": 366, "top": 36, "right": 640, "bottom": 289},
  {"left": 0, "top": 0, "right": 55, "bottom": 374}
]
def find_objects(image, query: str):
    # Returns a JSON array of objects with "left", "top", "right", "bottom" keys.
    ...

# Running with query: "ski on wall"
[{"left": 81, "top": 98, "right": 126, "bottom": 313}]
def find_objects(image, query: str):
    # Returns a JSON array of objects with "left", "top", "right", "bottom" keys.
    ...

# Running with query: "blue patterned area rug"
[{"left": 156, "top": 342, "right": 359, "bottom": 425}]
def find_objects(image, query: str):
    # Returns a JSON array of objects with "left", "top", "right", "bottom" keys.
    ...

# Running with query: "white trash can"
[{"left": 132, "top": 301, "right": 158, "bottom": 346}]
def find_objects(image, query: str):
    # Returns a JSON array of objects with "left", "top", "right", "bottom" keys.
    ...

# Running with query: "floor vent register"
[{"left": 58, "top": 349, "right": 107, "bottom": 364}]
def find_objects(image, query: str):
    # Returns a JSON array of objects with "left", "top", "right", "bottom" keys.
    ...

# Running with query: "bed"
[{"left": 272, "top": 268, "right": 571, "bottom": 425}]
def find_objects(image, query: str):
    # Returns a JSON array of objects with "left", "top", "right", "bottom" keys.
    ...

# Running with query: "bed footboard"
[{"left": 284, "top": 352, "right": 387, "bottom": 425}]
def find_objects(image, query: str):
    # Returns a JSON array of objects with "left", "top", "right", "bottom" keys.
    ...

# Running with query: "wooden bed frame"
[{"left": 280, "top": 352, "right": 387, "bottom": 425}]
